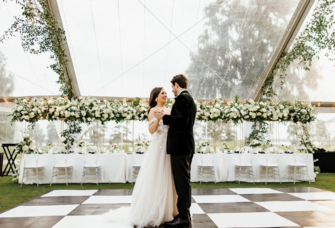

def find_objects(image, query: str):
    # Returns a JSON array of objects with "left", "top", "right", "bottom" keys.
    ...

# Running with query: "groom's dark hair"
[{"left": 171, "top": 74, "right": 188, "bottom": 89}]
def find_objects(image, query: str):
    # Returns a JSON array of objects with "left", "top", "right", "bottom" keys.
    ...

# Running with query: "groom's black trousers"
[{"left": 171, "top": 153, "right": 194, "bottom": 219}]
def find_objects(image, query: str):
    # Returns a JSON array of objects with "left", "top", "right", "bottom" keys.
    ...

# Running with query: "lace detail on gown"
[{"left": 104, "top": 118, "right": 177, "bottom": 228}]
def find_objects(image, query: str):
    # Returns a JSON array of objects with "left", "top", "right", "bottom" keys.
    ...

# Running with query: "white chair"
[
  {"left": 260, "top": 153, "right": 282, "bottom": 184},
  {"left": 20, "top": 151, "right": 44, "bottom": 186},
  {"left": 235, "top": 152, "right": 254, "bottom": 184},
  {"left": 131, "top": 153, "right": 145, "bottom": 184},
  {"left": 288, "top": 153, "right": 312, "bottom": 184},
  {"left": 197, "top": 154, "right": 216, "bottom": 184},
  {"left": 81, "top": 152, "right": 101, "bottom": 185},
  {"left": 50, "top": 152, "right": 73, "bottom": 186}
]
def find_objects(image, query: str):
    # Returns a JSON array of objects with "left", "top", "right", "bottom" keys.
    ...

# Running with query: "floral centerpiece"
[
  {"left": 219, "top": 142, "right": 230, "bottom": 152},
  {"left": 249, "top": 139, "right": 262, "bottom": 148},
  {"left": 134, "top": 140, "right": 150, "bottom": 153},
  {"left": 196, "top": 141, "right": 214, "bottom": 153},
  {"left": 16, "top": 134, "right": 36, "bottom": 154},
  {"left": 77, "top": 140, "right": 88, "bottom": 153},
  {"left": 110, "top": 143, "right": 120, "bottom": 153}
]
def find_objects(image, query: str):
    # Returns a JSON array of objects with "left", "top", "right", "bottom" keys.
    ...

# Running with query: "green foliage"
[
  {"left": 261, "top": 0, "right": 335, "bottom": 98},
  {"left": 247, "top": 121, "right": 270, "bottom": 147},
  {"left": 61, "top": 121, "right": 82, "bottom": 151},
  {"left": 1, "top": 0, "right": 73, "bottom": 97}
]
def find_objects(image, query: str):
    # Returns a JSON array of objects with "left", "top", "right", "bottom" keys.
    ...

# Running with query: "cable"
[
  {"left": 60, "top": 0, "right": 85, "bottom": 95},
  {"left": 117, "top": 0, "right": 124, "bottom": 96},
  {"left": 89, "top": 17, "right": 207, "bottom": 96},
  {"left": 164, "top": 0, "right": 175, "bottom": 85},
  {"left": 137, "top": 0, "right": 239, "bottom": 95},
  {"left": 89, "top": 0, "right": 105, "bottom": 96}
]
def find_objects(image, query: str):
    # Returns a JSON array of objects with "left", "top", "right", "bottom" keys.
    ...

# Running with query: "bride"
[{"left": 105, "top": 87, "right": 178, "bottom": 227}]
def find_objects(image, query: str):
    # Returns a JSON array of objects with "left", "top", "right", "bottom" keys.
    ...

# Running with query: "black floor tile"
[
  {"left": 272, "top": 187, "right": 330, "bottom": 193},
  {"left": 0, "top": 216, "right": 63, "bottom": 228},
  {"left": 68, "top": 204, "right": 130, "bottom": 215},
  {"left": 191, "top": 214, "right": 217, "bottom": 228},
  {"left": 198, "top": 202, "right": 270, "bottom": 213},
  {"left": 94, "top": 189, "right": 133, "bottom": 196},
  {"left": 192, "top": 189, "right": 236, "bottom": 195},
  {"left": 276, "top": 211, "right": 335, "bottom": 227},
  {"left": 20, "top": 196, "right": 89, "bottom": 206},
  {"left": 241, "top": 193, "right": 305, "bottom": 202}
]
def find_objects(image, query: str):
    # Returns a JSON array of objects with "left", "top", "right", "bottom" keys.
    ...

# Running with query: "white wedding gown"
[{"left": 104, "top": 118, "right": 178, "bottom": 228}]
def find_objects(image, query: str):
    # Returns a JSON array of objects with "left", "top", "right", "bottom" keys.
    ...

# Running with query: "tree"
[
  {"left": 46, "top": 122, "right": 59, "bottom": 144},
  {"left": 0, "top": 51, "right": 15, "bottom": 96},
  {"left": 109, "top": 124, "right": 131, "bottom": 144},
  {"left": 186, "top": 0, "right": 322, "bottom": 99},
  {"left": 32, "top": 123, "right": 46, "bottom": 145},
  {"left": 287, "top": 122, "right": 300, "bottom": 145}
]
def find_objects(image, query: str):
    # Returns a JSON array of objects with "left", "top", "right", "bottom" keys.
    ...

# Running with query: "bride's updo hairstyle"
[{"left": 148, "top": 87, "right": 163, "bottom": 114}]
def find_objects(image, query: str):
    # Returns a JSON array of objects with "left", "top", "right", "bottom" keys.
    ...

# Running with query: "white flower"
[
  {"left": 29, "top": 112, "right": 35, "bottom": 118},
  {"left": 262, "top": 113, "right": 267, "bottom": 118},
  {"left": 65, "top": 111, "right": 71, "bottom": 118},
  {"left": 95, "top": 111, "right": 101, "bottom": 117},
  {"left": 22, "top": 145, "right": 29, "bottom": 151},
  {"left": 205, "top": 112, "right": 210, "bottom": 117},
  {"left": 81, "top": 111, "right": 86, "bottom": 116},
  {"left": 55, "top": 111, "right": 60, "bottom": 116},
  {"left": 49, "top": 108, "right": 55, "bottom": 114},
  {"left": 103, "top": 113, "right": 108, "bottom": 119}
]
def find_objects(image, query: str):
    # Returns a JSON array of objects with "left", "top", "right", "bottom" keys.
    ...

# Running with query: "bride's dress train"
[{"left": 104, "top": 118, "right": 178, "bottom": 227}]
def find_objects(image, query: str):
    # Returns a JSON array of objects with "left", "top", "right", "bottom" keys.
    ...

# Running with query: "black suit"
[{"left": 163, "top": 90, "right": 197, "bottom": 219}]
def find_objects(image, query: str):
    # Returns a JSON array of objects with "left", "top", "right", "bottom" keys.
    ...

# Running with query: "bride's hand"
[{"left": 154, "top": 109, "right": 164, "bottom": 120}]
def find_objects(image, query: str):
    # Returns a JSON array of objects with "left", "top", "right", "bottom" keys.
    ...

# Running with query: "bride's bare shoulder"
[{"left": 164, "top": 108, "right": 171, "bottom": 115}]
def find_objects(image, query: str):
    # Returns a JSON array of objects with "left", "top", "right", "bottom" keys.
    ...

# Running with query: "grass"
[{"left": 0, "top": 173, "right": 334, "bottom": 213}]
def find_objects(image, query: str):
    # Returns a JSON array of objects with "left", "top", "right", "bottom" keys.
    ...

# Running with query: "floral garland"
[
  {"left": 9, "top": 95, "right": 317, "bottom": 124},
  {"left": 16, "top": 134, "right": 36, "bottom": 154},
  {"left": 261, "top": 0, "right": 335, "bottom": 98},
  {"left": 1, "top": 0, "right": 73, "bottom": 97},
  {"left": 297, "top": 124, "right": 317, "bottom": 153}
]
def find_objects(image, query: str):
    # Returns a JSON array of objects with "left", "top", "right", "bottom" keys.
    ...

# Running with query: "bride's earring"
[{"left": 155, "top": 98, "right": 157, "bottom": 102}]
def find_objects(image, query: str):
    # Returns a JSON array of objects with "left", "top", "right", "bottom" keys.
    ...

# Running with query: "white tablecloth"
[{"left": 19, "top": 153, "right": 315, "bottom": 184}]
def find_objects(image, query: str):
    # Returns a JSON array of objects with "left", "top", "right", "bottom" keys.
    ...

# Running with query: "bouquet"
[
  {"left": 16, "top": 134, "right": 36, "bottom": 154},
  {"left": 134, "top": 140, "right": 149, "bottom": 153}
]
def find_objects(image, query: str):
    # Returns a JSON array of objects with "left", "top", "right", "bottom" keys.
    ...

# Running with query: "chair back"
[
  {"left": 133, "top": 153, "right": 145, "bottom": 166},
  {"left": 200, "top": 154, "right": 215, "bottom": 166},
  {"left": 22, "top": 151, "right": 39, "bottom": 167},
  {"left": 240, "top": 146, "right": 253, "bottom": 153},
  {"left": 293, "top": 152, "right": 309, "bottom": 165},
  {"left": 52, "top": 152, "right": 69, "bottom": 167},
  {"left": 238, "top": 153, "right": 253, "bottom": 166},
  {"left": 265, "top": 153, "right": 280, "bottom": 166},
  {"left": 83, "top": 152, "right": 99, "bottom": 167}
]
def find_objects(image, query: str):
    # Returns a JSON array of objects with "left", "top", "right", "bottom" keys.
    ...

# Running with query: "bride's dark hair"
[{"left": 148, "top": 87, "right": 163, "bottom": 114}]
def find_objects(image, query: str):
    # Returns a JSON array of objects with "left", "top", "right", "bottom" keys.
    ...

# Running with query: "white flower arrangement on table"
[
  {"left": 77, "top": 140, "right": 88, "bottom": 148},
  {"left": 9, "top": 96, "right": 318, "bottom": 125},
  {"left": 16, "top": 134, "right": 36, "bottom": 154},
  {"left": 110, "top": 143, "right": 120, "bottom": 153},
  {"left": 196, "top": 141, "right": 214, "bottom": 153},
  {"left": 249, "top": 139, "right": 262, "bottom": 148},
  {"left": 134, "top": 140, "right": 150, "bottom": 153},
  {"left": 219, "top": 142, "right": 230, "bottom": 152}
]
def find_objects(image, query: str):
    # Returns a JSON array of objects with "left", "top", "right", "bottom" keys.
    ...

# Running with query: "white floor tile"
[
  {"left": 82, "top": 196, "right": 132, "bottom": 204},
  {"left": 190, "top": 203, "right": 205, "bottom": 214},
  {"left": 304, "top": 227, "right": 335, "bottom": 228},
  {"left": 229, "top": 188, "right": 283, "bottom": 194},
  {"left": 0, "top": 205, "right": 79, "bottom": 217},
  {"left": 53, "top": 215, "right": 133, "bottom": 228},
  {"left": 289, "top": 192, "right": 335, "bottom": 200},
  {"left": 255, "top": 201, "right": 334, "bottom": 212},
  {"left": 192, "top": 195, "right": 250, "bottom": 203},
  {"left": 208, "top": 212, "right": 299, "bottom": 227},
  {"left": 42, "top": 190, "right": 98, "bottom": 197}
]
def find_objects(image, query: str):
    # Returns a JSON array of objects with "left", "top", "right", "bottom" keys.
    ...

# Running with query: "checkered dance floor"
[{"left": 1, "top": 187, "right": 335, "bottom": 228}]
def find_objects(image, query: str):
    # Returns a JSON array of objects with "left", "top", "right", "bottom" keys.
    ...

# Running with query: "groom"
[{"left": 155, "top": 74, "right": 197, "bottom": 226}]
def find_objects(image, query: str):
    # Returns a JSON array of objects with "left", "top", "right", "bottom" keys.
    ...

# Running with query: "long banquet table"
[{"left": 19, "top": 153, "right": 315, "bottom": 184}]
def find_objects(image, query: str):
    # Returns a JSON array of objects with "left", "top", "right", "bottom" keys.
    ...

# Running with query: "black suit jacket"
[{"left": 163, "top": 91, "right": 197, "bottom": 155}]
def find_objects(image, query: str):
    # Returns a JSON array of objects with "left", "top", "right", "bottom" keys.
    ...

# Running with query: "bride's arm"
[{"left": 148, "top": 109, "right": 159, "bottom": 134}]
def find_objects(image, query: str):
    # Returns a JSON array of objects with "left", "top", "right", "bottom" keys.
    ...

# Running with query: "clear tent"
[{"left": 1, "top": 0, "right": 335, "bottom": 151}]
